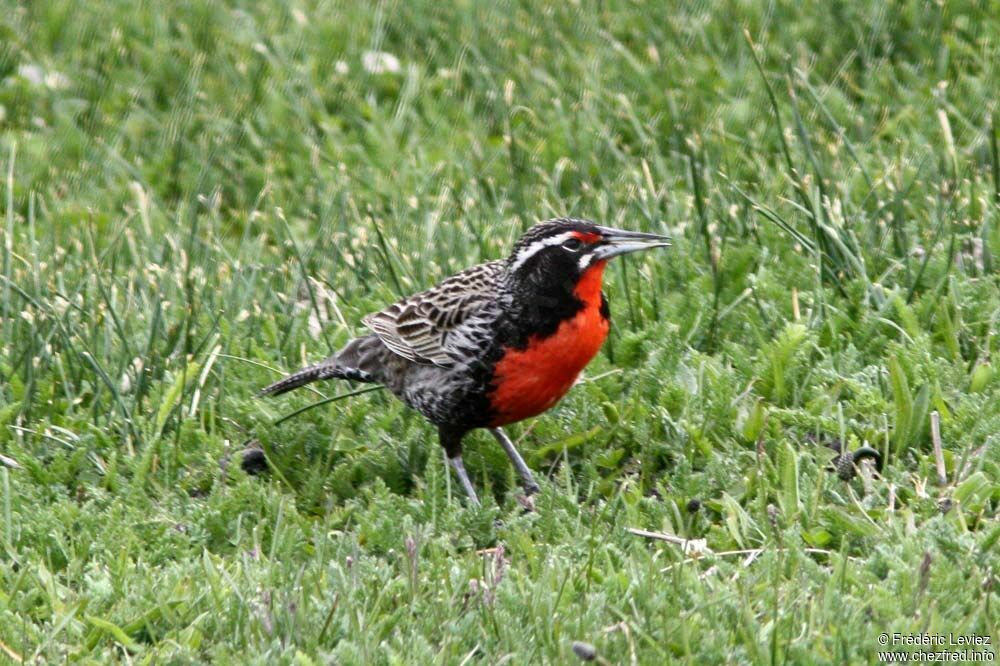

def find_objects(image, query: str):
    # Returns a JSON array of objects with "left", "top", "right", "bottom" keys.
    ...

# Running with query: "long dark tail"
[
  {"left": 260, "top": 335, "right": 385, "bottom": 397},
  {"left": 259, "top": 361, "right": 374, "bottom": 396}
]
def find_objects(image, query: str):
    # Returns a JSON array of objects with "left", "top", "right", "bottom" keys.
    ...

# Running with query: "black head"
[
  {"left": 506, "top": 217, "right": 670, "bottom": 285},
  {"left": 499, "top": 218, "right": 670, "bottom": 340}
]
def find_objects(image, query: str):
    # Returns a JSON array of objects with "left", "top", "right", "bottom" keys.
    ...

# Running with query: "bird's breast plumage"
[{"left": 487, "top": 261, "right": 609, "bottom": 426}]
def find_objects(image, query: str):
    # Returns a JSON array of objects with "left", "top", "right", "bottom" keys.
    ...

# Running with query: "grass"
[{"left": 1, "top": 0, "right": 999, "bottom": 662}]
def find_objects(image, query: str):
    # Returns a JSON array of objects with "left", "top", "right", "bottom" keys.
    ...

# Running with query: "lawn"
[{"left": 1, "top": 0, "right": 998, "bottom": 663}]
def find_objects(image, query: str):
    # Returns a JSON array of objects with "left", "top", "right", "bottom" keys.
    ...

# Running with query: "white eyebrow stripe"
[{"left": 508, "top": 231, "right": 576, "bottom": 273}]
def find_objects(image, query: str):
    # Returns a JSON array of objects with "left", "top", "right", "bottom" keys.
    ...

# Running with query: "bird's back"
[{"left": 337, "top": 259, "right": 511, "bottom": 428}]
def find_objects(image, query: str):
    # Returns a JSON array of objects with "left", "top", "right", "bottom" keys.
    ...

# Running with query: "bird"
[{"left": 260, "top": 218, "right": 670, "bottom": 505}]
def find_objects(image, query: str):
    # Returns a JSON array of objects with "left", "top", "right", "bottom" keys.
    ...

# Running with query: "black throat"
[{"left": 497, "top": 256, "right": 595, "bottom": 351}]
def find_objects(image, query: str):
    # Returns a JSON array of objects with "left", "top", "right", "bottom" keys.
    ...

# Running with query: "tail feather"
[
  {"left": 261, "top": 335, "right": 385, "bottom": 397},
  {"left": 259, "top": 362, "right": 374, "bottom": 396}
]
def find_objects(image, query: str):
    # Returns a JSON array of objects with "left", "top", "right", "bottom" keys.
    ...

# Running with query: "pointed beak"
[{"left": 593, "top": 226, "right": 672, "bottom": 260}]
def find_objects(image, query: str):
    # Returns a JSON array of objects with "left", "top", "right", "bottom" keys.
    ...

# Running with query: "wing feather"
[{"left": 361, "top": 260, "right": 505, "bottom": 366}]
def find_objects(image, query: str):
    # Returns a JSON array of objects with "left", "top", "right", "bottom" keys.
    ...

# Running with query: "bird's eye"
[{"left": 561, "top": 238, "right": 583, "bottom": 252}]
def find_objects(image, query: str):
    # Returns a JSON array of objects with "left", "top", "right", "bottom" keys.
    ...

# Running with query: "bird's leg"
[
  {"left": 489, "top": 428, "right": 540, "bottom": 495},
  {"left": 449, "top": 455, "right": 480, "bottom": 506},
  {"left": 439, "top": 426, "right": 480, "bottom": 506}
]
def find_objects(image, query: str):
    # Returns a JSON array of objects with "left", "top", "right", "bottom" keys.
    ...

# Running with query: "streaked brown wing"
[{"left": 362, "top": 260, "right": 504, "bottom": 366}]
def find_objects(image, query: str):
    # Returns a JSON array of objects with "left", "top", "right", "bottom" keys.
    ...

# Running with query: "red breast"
[{"left": 488, "top": 260, "right": 610, "bottom": 426}]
